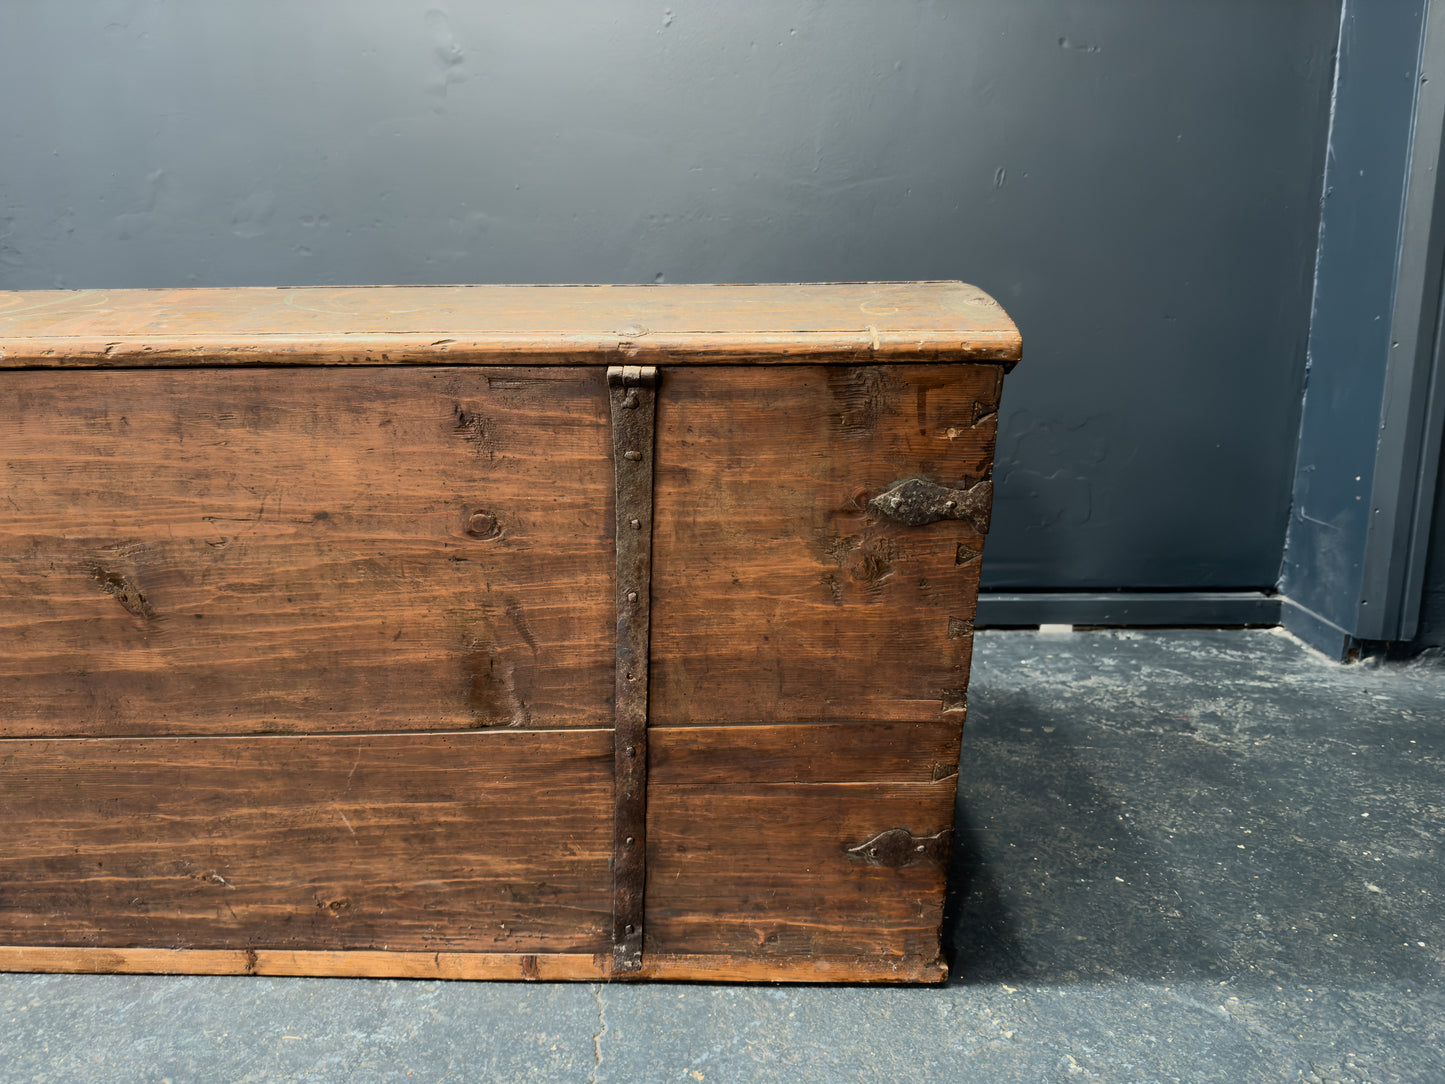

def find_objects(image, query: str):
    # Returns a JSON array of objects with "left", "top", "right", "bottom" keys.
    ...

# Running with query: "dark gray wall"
[{"left": 0, "top": 1, "right": 1339, "bottom": 592}]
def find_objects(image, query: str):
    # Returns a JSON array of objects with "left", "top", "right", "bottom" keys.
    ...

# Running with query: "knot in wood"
[{"left": 466, "top": 511, "right": 500, "bottom": 539}]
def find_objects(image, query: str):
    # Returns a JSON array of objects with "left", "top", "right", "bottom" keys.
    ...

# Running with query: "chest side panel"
[{"left": 0, "top": 366, "right": 613, "bottom": 736}]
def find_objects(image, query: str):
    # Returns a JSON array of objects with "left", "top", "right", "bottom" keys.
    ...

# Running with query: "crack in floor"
[{"left": 588, "top": 982, "right": 607, "bottom": 1084}]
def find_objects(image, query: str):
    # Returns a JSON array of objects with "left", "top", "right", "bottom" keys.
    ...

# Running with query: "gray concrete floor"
[{"left": 2, "top": 629, "right": 1442, "bottom": 1083}]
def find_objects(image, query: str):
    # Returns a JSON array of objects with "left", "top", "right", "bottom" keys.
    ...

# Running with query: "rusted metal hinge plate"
[
  {"left": 870, "top": 478, "right": 993, "bottom": 533},
  {"left": 844, "top": 827, "right": 952, "bottom": 869},
  {"left": 608, "top": 363, "right": 657, "bottom": 973}
]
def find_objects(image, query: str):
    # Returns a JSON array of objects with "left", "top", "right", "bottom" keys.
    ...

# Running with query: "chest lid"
[{"left": 0, "top": 281, "right": 1019, "bottom": 369}]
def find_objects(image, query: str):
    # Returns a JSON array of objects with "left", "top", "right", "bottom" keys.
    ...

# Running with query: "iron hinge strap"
[{"left": 607, "top": 363, "right": 657, "bottom": 973}]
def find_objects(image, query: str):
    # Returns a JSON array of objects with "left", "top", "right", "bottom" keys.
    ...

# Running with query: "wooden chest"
[{"left": 0, "top": 282, "right": 1018, "bottom": 983}]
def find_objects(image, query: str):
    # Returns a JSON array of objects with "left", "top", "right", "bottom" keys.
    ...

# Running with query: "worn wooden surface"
[
  {"left": 650, "top": 364, "right": 998, "bottom": 725},
  {"left": 0, "top": 366, "right": 613, "bottom": 736},
  {"left": 649, "top": 721, "right": 961, "bottom": 785},
  {"left": 0, "top": 283, "right": 1020, "bottom": 368},
  {"left": 0, "top": 284, "right": 1016, "bottom": 983},
  {"left": 0, "top": 725, "right": 956, "bottom": 975},
  {"left": 646, "top": 722, "right": 958, "bottom": 964},
  {"left": 0, "top": 947, "right": 947, "bottom": 983},
  {"left": 0, "top": 731, "right": 613, "bottom": 952},
  {"left": 646, "top": 779, "right": 957, "bottom": 959}
]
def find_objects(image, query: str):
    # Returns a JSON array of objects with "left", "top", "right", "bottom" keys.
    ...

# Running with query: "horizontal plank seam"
[
  {"left": 0, "top": 357, "right": 1010, "bottom": 377},
  {"left": 0, "top": 727, "right": 615, "bottom": 744},
  {"left": 1, "top": 722, "right": 966, "bottom": 742},
  {"left": 0, "top": 355, "right": 1018, "bottom": 372},
  {"left": 650, "top": 721, "right": 956, "bottom": 731},
  {"left": 648, "top": 780, "right": 957, "bottom": 789}
]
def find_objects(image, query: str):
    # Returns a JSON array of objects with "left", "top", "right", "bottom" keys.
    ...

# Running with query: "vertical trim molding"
[{"left": 1279, "top": 0, "right": 1445, "bottom": 655}]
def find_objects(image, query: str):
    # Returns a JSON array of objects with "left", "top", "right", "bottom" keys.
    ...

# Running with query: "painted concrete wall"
[{"left": 0, "top": 1, "right": 1339, "bottom": 591}]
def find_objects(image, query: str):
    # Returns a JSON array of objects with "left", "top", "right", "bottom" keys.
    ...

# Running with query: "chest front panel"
[{"left": 0, "top": 283, "right": 1016, "bottom": 982}]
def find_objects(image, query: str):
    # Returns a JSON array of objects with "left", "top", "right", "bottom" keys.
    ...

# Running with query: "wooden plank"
[
  {"left": 0, "top": 947, "right": 605, "bottom": 981},
  {"left": 0, "top": 731, "right": 613, "bottom": 952},
  {"left": 0, "top": 283, "right": 1020, "bottom": 368},
  {"left": 649, "top": 722, "right": 961, "bottom": 785},
  {"left": 650, "top": 364, "right": 998, "bottom": 725},
  {"left": 0, "top": 946, "right": 947, "bottom": 983},
  {"left": 645, "top": 781, "right": 957, "bottom": 959},
  {"left": 637, "top": 952, "right": 946, "bottom": 983},
  {"left": 0, "top": 366, "right": 613, "bottom": 736}
]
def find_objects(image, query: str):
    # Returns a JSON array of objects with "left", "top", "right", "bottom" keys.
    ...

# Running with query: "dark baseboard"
[{"left": 974, "top": 591, "right": 1282, "bottom": 629}]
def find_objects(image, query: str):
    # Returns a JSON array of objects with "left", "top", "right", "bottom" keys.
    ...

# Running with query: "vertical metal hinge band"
[{"left": 607, "top": 363, "right": 657, "bottom": 973}]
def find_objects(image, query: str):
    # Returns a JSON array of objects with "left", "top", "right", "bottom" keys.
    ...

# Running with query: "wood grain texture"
[
  {"left": 0, "top": 283, "right": 1020, "bottom": 369},
  {"left": 645, "top": 723, "right": 959, "bottom": 963},
  {"left": 646, "top": 780, "right": 957, "bottom": 959},
  {"left": 0, "top": 731, "right": 613, "bottom": 952},
  {"left": 0, "top": 366, "right": 613, "bottom": 736},
  {"left": 0, "top": 947, "right": 947, "bottom": 983},
  {"left": 0, "top": 286, "right": 1017, "bottom": 983},
  {"left": 650, "top": 722, "right": 961, "bottom": 785},
  {"left": 650, "top": 364, "right": 999, "bottom": 725}
]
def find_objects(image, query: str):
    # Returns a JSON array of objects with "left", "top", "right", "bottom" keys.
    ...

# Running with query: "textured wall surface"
[{"left": 0, "top": 1, "right": 1339, "bottom": 590}]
